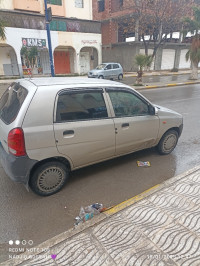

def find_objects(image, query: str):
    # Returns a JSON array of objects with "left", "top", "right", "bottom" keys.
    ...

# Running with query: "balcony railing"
[{"left": 0, "top": 10, "right": 101, "bottom": 34}]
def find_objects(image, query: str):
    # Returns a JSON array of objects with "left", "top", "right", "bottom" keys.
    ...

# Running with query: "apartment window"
[
  {"left": 75, "top": 0, "right": 84, "bottom": 8},
  {"left": 98, "top": 0, "right": 105, "bottom": 12},
  {"left": 47, "top": 0, "right": 62, "bottom": 6}
]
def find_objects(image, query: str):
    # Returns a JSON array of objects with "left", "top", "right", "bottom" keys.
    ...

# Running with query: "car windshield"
[{"left": 96, "top": 64, "right": 107, "bottom": 70}]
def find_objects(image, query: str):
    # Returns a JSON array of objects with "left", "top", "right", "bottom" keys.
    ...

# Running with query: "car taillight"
[{"left": 8, "top": 128, "right": 26, "bottom": 156}]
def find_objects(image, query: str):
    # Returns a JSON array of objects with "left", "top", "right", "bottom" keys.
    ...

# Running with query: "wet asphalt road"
[{"left": 0, "top": 79, "right": 200, "bottom": 262}]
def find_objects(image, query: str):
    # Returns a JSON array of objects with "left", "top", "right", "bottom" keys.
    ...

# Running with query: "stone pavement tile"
[
  {"left": 147, "top": 190, "right": 200, "bottom": 220},
  {"left": 176, "top": 211, "right": 200, "bottom": 237},
  {"left": 164, "top": 184, "right": 200, "bottom": 207},
  {"left": 148, "top": 223, "right": 200, "bottom": 265},
  {"left": 92, "top": 216, "right": 175, "bottom": 266},
  {"left": 186, "top": 171, "right": 200, "bottom": 183},
  {"left": 21, "top": 232, "right": 114, "bottom": 266},
  {"left": 114, "top": 200, "right": 174, "bottom": 239}
]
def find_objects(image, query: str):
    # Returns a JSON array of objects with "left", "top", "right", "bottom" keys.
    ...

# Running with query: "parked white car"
[{"left": 0, "top": 78, "right": 183, "bottom": 196}]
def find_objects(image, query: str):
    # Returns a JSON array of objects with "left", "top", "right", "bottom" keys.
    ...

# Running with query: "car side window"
[
  {"left": 108, "top": 91, "right": 149, "bottom": 117},
  {"left": 113, "top": 64, "right": 119, "bottom": 69},
  {"left": 105, "top": 64, "right": 112, "bottom": 70},
  {"left": 56, "top": 91, "right": 108, "bottom": 122}
]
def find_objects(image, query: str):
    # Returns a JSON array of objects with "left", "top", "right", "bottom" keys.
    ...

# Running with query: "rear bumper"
[{"left": 0, "top": 143, "right": 37, "bottom": 185}]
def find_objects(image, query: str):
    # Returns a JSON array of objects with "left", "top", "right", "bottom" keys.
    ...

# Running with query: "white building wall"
[{"left": 0, "top": 0, "right": 13, "bottom": 9}]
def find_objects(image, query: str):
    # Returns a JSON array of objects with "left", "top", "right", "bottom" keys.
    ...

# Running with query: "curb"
[
  {"left": 135, "top": 80, "right": 200, "bottom": 90},
  {"left": 127, "top": 73, "right": 188, "bottom": 77},
  {"left": 3, "top": 164, "right": 200, "bottom": 266}
]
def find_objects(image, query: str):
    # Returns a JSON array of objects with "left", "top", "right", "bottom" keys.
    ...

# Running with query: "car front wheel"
[
  {"left": 29, "top": 161, "right": 69, "bottom": 196},
  {"left": 98, "top": 75, "right": 104, "bottom": 79},
  {"left": 157, "top": 130, "right": 178, "bottom": 155}
]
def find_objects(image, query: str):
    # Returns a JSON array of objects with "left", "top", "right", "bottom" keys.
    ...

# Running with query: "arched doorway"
[
  {"left": 79, "top": 47, "right": 98, "bottom": 74},
  {"left": 53, "top": 46, "right": 76, "bottom": 75},
  {"left": 0, "top": 44, "right": 19, "bottom": 76}
]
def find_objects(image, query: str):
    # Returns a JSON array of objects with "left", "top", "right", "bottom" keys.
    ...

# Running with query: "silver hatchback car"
[
  {"left": 0, "top": 78, "right": 183, "bottom": 196},
  {"left": 88, "top": 63, "right": 123, "bottom": 80}
]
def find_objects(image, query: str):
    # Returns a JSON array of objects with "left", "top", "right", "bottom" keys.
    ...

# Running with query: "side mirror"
[{"left": 149, "top": 105, "right": 158, "bottom": 115}]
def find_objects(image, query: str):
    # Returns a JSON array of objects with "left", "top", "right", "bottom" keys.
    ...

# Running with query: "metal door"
[
  {"left": 80, "top": 52, "right": 90, "bottom": 74},
  {"left": 40, "top": 50, "right": 51, "bottom": 74}
]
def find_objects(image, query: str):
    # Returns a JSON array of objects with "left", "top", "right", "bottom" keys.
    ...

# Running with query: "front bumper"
[
  {"left": 0, "top": 142, "right": 37, "bottom": 185},
  {"left": 179, "top": 123, "right": 183, "bottom": 137},
  {"left": 88, "top": 75, "right": 98, "bottom": 78}
]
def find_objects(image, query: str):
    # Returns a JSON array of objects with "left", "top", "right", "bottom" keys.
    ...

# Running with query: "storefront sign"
[
  {"left": 22, "top": 38, "right": 47, "bottom": 48},
  {"left": 81, "top": 40, "right": 98, "bottom": 45}
]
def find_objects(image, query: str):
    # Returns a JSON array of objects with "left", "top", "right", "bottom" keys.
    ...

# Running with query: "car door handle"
[
  {"left": 121, "top": 123, "right": 129, "bottom": 128},
  {"left": 63, "top": 130, "right": 74, "bottom": 138}
]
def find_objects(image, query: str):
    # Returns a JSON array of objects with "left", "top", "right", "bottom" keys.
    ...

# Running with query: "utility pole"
[{"left": 44, "top": 0, "right": 55, "bottom": 77}]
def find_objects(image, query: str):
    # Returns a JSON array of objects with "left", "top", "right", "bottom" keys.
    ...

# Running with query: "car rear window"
[{"left": 0, "top": 83, "right": 28, "bottom": 124}]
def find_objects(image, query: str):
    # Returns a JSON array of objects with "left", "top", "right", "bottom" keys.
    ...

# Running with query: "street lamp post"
[{"left": 44, "top": 0, "right": 55, "bottom": 77}]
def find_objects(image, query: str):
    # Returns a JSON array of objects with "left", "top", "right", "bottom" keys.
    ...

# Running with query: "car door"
[
  {"left": 106, "top": 88, "right": 160, "bottom": 155},
  {"left": 113, "top": 64, "right": 120, "bottom": 78},
  {"left": 53, "top": 88, "right": 115, "bottom": 168},
  {"left": 104, "top": 64, "right": 113, "bottom": 79}
]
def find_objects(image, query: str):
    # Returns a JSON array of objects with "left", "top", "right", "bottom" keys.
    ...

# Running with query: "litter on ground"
[{"left": 137, "top": 161, "right": 151, "bottom": 167}]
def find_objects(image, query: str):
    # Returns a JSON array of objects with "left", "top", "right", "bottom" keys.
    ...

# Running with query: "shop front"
[{"left": 21, "top": 37, "right": 51, "bottom": 75}]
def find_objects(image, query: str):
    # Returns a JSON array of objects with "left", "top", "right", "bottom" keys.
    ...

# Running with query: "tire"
[
  {"left": 29, "top": 161, "right": 69, "bottom": 196},
  {"left": 118, "top": 74, "right": 123, "bottom": 80},
  {"left": 157, "top": 130, "right": 178, "bottom": 155},
  {"left": 98, "top": 75, "right": 104, "bottom": 79}
]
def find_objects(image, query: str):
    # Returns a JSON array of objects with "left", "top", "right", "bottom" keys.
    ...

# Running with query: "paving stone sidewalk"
[{"left": 3, "top": 166, "right": 200, "bottom": 266}]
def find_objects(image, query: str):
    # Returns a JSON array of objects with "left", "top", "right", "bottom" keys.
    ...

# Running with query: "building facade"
[
  {"left": 0, "top": 0, "right": 101, "bottom": 76},
  {"left": 92, "top": 0, "right": 194, "bottom": 71}
]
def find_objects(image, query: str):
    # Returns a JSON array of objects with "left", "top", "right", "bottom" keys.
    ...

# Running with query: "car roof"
[
  {"left": 102, "top": 63, "right": 121, "bottom": 64},
  {"left": 19, "top": 77, "right": 124, "bottom": 87}
]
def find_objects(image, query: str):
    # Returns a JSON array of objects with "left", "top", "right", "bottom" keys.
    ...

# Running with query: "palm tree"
[
  {"left": 186, "top": 38, "right": 200, "bottom": 80},
  {"left": 135, "top": 54, "right": 153, "bottom": 85},
  {"left": 184, "top": 7, "right": 200, "bottom": 80}
]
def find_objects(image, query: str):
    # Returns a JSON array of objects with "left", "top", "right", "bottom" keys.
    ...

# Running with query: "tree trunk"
[
  {"left": 135, "top": 70, "right": 143, "bottom": 85},
  {"left": 190, "top": 61, "right": 198, "bottom": 80}
]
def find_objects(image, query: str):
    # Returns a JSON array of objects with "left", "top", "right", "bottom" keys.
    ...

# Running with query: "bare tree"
[{"left": 118, "top": 0, "right": 193, "bottom": 59}]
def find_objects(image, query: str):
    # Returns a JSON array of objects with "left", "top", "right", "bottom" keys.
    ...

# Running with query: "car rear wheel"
[
  {"left": 118, "top": 74, "right": 123, "bottom": 80},
  {"left": 98, "top": 75, "right": 104, "bottom": 79},
  {"left": 157, "top": 130, "right": 178, "bottom": 155},
  {"left": 29, "top": 161, "right": 69, "bottom": 196}
]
